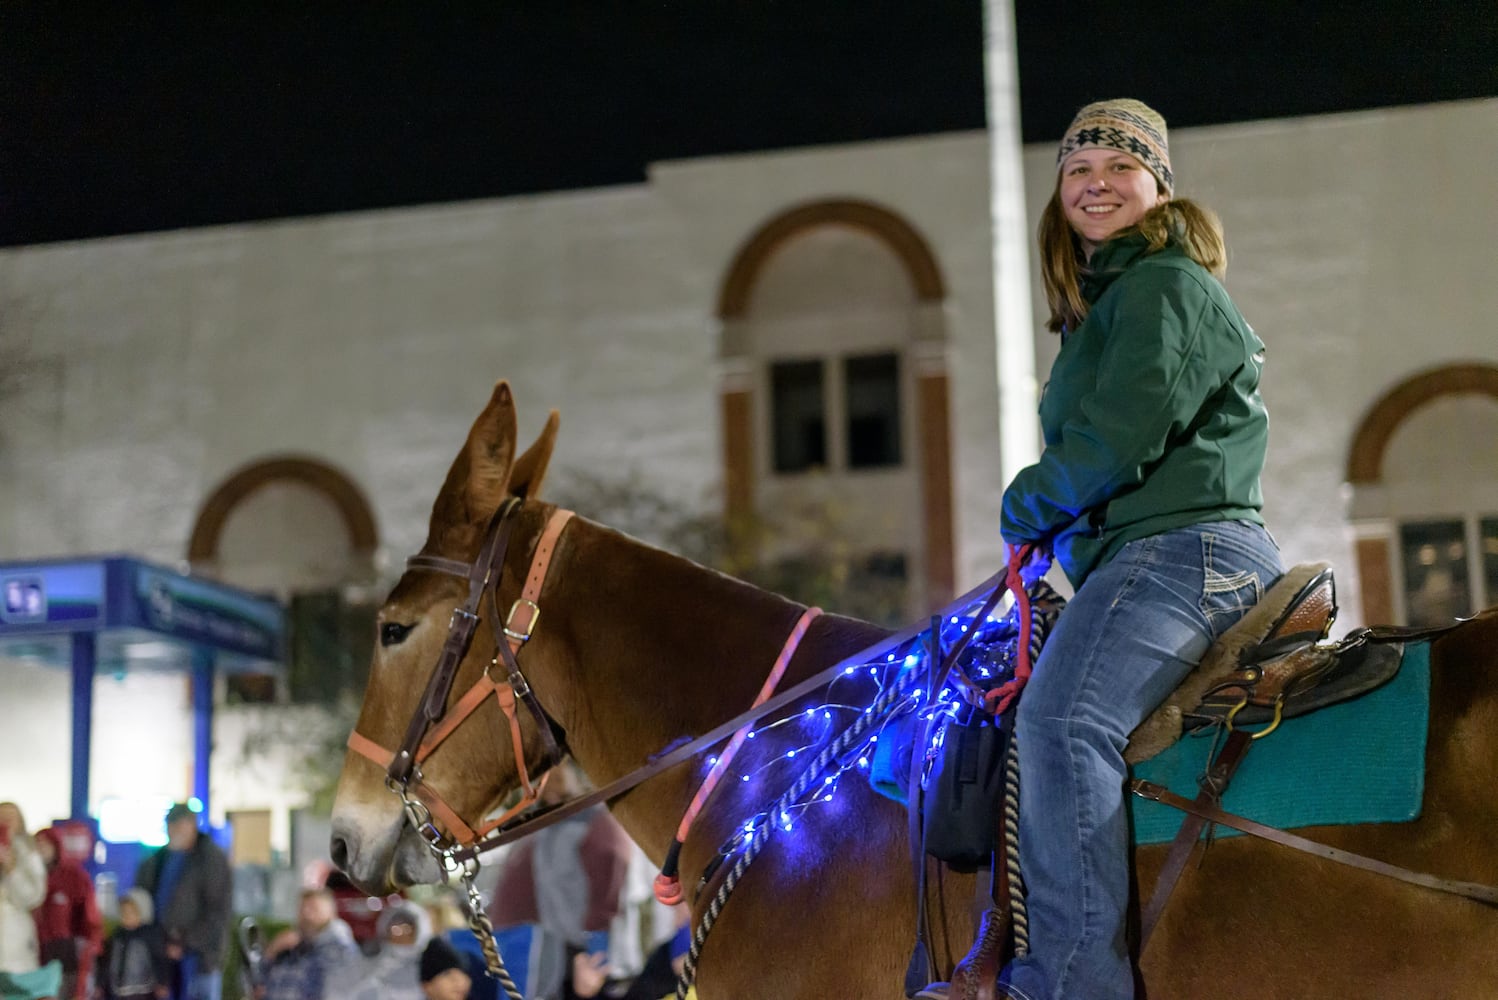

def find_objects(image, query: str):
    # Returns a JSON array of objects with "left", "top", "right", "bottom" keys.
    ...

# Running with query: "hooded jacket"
[
  {"left": 1001, "top": 232, "right": 1269, "bottom": 588},
  {"left": 32, "top": 827, "right": 103, "bottom": 973},
  {"left": 97, "top": 892, "right": 170, "bottom": 1000},
  {"left": 330, "top": 901, "right": 434, "bottom": 1000}
]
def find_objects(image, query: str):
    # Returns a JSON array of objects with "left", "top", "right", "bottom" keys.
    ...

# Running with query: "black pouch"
[{"left": 922, "top": 708, "right": 1010, "bottom": 867}]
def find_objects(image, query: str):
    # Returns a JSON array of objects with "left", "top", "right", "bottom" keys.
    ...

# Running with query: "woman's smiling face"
[{"left": 1059, "top": 148, "right": 1167, "bottom": 256}]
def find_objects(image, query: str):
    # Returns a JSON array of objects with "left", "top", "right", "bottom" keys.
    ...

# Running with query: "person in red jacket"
[{"left": 32, "top": 826, "right": 103, "bottom": 1000}]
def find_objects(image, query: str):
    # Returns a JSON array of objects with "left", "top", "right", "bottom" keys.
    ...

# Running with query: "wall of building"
[
  {"left": 0, "top": 130, "right": 1001, "bottom": 844},
  {"left": 1, "top": 97, "right": 1493, "bottom": 847}
]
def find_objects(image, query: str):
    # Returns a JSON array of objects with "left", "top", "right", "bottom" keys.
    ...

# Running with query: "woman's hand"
[{"left": 1004, "top": 542, "right": 1053, "bottom": 588}]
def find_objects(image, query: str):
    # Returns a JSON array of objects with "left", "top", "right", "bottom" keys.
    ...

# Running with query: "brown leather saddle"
[{"left": 1125, "top": 563, "right": 1403, "bottom": 765}]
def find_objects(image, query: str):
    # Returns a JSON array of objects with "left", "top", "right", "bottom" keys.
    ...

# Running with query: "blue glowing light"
[{"left": 718, "top": 580, "right": 1047, "bottom": 873}]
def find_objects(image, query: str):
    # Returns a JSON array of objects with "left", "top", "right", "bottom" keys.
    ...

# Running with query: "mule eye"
[{"left": 380, "top": 622, "right": 415, "bottom": 647}]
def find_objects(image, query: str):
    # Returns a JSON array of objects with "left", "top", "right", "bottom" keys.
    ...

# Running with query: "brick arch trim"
[
  {"left": 1346, "top": 363, "right": 1498, "bottom": 484},
  {"left": 188, "top": 455, "right": 378, "bottom": 563},
  {"left": 716, "top": 198, "right": 946, "bottom": 321}
]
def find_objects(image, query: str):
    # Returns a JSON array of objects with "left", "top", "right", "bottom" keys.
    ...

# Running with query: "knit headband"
[{"left": 1056, "top": 98, "right": 1173, "bottom": 195}]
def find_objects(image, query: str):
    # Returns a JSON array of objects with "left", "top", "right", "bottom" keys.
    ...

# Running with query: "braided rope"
[
  {"left": 398, "top": 792, "right": 524, "bottom": 1000},
  {"left": 674, "top": 664, "right": 920, "bottom": 998},
  {"left": 1001, "top": 582, "right": 1057, "bottom": 958},
  {"left": 1001, "top": 732, "right": 1028, "bottom": 957},
  {"left": 460, "top": 865, "right": 525, "bottom": 1000}
]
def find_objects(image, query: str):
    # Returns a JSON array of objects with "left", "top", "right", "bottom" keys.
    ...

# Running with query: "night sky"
[{"left": 2, "top": 1, "right": 1493, "bottom": 248}]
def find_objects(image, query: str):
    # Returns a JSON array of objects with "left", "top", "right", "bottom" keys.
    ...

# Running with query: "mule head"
[{"left": 330, "top": 381, "right": 565, "bottom": 892}]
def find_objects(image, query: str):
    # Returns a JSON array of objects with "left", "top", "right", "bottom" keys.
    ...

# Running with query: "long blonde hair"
[{"left": 1038, "top": 194, "right": 1227, "bottom": 334}]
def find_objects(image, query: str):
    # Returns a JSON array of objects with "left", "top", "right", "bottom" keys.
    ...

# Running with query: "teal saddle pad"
[{"left": 1131, "top": 641, "right": 1431, "bottom": 846}]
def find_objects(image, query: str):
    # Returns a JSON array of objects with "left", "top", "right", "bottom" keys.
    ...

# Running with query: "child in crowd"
[
  {"left": 417, "top": 938, "right": 471, "bottom": 1000},
  {"left": 33, "top": 827, "right": 103, "bottom": 1000},
  {"left": 95, "top": 889, "right": 169, "bottom": 1000}
]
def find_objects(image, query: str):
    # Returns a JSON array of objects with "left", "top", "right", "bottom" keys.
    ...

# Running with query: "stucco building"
[{"left": 2, "top": 96, "right": 1494, "bottom": 860}]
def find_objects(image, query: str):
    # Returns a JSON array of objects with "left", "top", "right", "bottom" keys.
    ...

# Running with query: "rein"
[
  {"left": 347, "top": 498, "right": 1006, "bottom": 993},
  {"left": 438, "top": 568, "right": 1014, "bottom": 866},
  {"left": 350, "top": 499, "right": 1039, "bottom": 996}
]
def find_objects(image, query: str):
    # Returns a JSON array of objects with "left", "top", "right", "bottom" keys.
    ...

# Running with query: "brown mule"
[{"left": 331, "top": 382, "right": 1498, "bottom": 999}]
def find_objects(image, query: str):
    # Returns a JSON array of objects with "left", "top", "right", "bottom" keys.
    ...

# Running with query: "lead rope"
[
  {"left": 400, "top": 792, "right": 525, "bottom": 1000},
  {"left": 999, "top": 575, "right": 1056, "bottom": 959},
  {"left": 459, "top": 864, "right": 519, "bottom": 999},
  {"left": 1001, "top": 734, "right": 1028, "bottom": 958},
  {"left": 1001, "top": 568, "right": 1060, "bottom": 960}
]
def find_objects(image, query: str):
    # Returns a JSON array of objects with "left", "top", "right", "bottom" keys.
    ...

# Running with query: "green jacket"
[{"left": 1001, "top": 233, "right": 1268, "bottom": 589}]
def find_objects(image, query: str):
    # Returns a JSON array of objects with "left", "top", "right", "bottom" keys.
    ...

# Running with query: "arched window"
[
  {"left": 1346, "top": 364, "right": 1498, "bottom": 625},
  {"left": 717, "top": 199, "right": 954, "bottom": 620},
  {"left": 188, "top": 456, "right": 379, "bottom": 703}
]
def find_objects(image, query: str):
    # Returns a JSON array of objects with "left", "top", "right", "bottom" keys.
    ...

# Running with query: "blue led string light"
[{"left": 671, "top": 578, "right": 1064, "bottom": 1000}]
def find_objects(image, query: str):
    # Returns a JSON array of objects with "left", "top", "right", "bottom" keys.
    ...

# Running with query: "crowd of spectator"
[{"left": 0, "top": 790, "right": 688, "bottom": 1000}]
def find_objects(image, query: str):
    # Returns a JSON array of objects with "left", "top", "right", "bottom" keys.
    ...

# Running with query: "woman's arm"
[{"left": 1002, "top": 266, "right": 1231, "bottom": 541}]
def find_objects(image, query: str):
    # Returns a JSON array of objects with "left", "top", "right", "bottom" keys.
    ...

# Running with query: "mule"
[{"left": 331, "top": 382, "right": 1498, "bottom": 998}]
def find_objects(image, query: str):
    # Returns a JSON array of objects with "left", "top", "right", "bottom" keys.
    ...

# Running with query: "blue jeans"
[
  {"left": 173, "top": 953, "right": 221, "bottom": 1000},
  {"left": 1001, "top": 520, "right": 1282, "bottom": 1000}
]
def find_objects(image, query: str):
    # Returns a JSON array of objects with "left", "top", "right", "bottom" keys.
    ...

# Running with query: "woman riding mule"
[
  {"left": 921, "top": 98, "right": 1284, "bottom": 1000},
  {"left": 325, "top": 108, "right": 1498, "bottom": 996},
  {"left": 331, "top": 375, "right": 1498, "bottom": 997}
]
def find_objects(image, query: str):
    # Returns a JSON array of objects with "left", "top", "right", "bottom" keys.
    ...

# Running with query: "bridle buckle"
[{"left": 505, "top": 599, "right": 541, "bottom": 642}]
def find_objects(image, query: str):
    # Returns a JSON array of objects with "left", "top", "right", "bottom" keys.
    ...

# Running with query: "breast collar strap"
[{"left": 346, "top": 500, "right": 574, "bottom": 848}]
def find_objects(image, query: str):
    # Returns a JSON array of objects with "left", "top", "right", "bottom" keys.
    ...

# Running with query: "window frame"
[
  {"left": 764, "top": 348, "right": 907, "bottom": 479},
  {"left": 1389, "top": 509, "right": 1498, "bottom": 625}
]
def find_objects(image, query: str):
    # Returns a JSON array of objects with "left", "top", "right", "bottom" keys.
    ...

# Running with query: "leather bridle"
[{"left": 347, "top": 497, "right": 574, "bottom": 853}]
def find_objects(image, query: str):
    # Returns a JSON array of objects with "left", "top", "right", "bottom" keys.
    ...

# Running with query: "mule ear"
[
  {"left": 457, "top": 382, "right": 519, "bottom": 522},
  {"left": 509, "top": 410, "right": 560, "bottom": 501}
]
